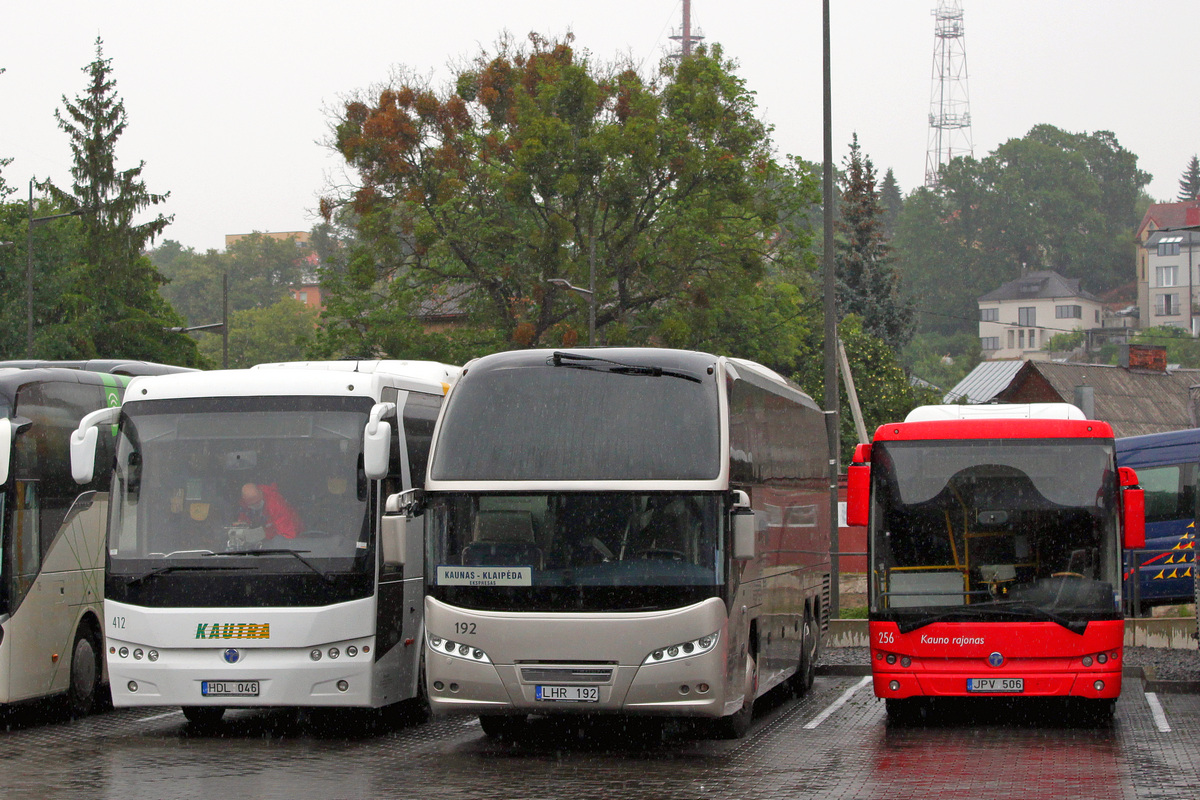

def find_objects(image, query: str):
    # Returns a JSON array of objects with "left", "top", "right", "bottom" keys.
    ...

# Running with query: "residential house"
[
  {"left": 977, "top": 270, "right": 1103, "bottom": 360},
  {"left": 1136, "top": 201, "right": 1200, "bottom": 327}
]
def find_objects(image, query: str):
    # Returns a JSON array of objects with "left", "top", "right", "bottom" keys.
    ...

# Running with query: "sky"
[{"left": 3, "top": 1, "right": 1197, "bottom": 253}]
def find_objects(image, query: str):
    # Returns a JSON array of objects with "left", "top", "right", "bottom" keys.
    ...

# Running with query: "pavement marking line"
[
  {"left": 137, "top": 710, "right": 184, "bottom": 723},
  {"left": 803, "top": 675, "right": 872, "bottom": 730},
  {"left": 1144, "top": 692, "right": 1171, "bottom": 733}
]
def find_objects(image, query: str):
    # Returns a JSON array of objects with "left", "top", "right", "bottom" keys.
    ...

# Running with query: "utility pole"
[{"left": 822, "top": 0, "right": 841, "bottom": 620}]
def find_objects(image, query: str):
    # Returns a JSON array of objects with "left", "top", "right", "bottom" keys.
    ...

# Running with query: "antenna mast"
[
  {"left": 669, "top": 0, "right": 704, "bottom": 59},
  {"left": 925, "top": 0, "right": 974, "bottom": 187}
]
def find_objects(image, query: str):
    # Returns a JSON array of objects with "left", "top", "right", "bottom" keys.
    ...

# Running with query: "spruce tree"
[
  {"left": 45, "top": 37, "right": 199, "bottom": 365},
  {"left": 1178, "top": 155, "right": 1200, "bottom": 202},
  {"left": 835, "top": 134, "right": 915, "bottom": 350},
  {"left": 878, "top": 167, "right": 902, "bottom": 238}
]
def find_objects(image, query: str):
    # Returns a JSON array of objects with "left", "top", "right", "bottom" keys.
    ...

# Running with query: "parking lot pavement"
[{"left": 2, "top": 675, "right": 1200, "bottom": 799}]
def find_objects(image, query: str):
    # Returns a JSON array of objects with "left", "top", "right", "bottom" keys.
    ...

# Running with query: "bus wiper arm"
[
  {"left": 208, "top": 548, "right": 334, "bottom": 585},
  {"left": 124, "top": 564, "right": 253, "bottom": 587},
  {"left": 550, "top": 351, "right": 702, "bottom": 383},
  {"left": 897, "top": 605, "right": 1087, "bottom": 635}
]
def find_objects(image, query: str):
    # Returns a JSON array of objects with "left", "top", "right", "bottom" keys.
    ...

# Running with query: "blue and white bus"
[{"left": 1115, "top": 428, "right": 1198, "bottom": 612}]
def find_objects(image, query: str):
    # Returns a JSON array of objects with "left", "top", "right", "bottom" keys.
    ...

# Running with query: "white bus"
[
  {"left": 387, "top": 348, "right": 831, "bottom": 738},
  {"left": 0, "top": 360, "right": 187, "bottom": 715},
  {"left": 71, "top": 361, "right": 458, "bottom": 725}
]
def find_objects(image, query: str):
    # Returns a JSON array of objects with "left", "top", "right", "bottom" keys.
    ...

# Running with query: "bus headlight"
[
  {"left": 643, "top": 631, "right": 721, "bottom": 665},
  {"left": 428, "top": 632, "right": 491, "bottom": 663}
]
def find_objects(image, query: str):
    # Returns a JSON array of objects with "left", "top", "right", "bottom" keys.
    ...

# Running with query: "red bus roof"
[{"left": 871, "top": 417, "right": 1115, "bottom": 443}]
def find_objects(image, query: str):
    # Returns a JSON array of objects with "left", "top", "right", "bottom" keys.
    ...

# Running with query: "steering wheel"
[
  {"left": 1051, "top": 571, "right": 1085, "bottom": 578},
  {"left": 635, "top": 548, "right": 687, "bottom": 561}
]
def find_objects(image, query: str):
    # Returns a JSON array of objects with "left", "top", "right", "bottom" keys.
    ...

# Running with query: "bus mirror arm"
[
  {"left": 70, "top": 406, "right": 120, "bottom": 485},
  {"left": 731, "top": 490, "right": 755, "bottom": 560},
  {"left": 363, "top": 402, "right": 397, "bottom": 480}
]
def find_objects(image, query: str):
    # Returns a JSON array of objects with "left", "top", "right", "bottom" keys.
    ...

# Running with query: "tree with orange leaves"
[{"left": 317, "top": 33, "right": 819, "bottom": 365}]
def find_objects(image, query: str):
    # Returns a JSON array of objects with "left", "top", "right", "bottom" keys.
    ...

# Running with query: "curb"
[{"left": 816, "top": 663, "right": 1200, "bottom": 693}]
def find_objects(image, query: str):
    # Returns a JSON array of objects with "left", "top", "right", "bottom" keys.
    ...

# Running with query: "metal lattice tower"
[
  {"left": 669, "top": 0, "right": 704, "bottom": 59},
  {"left": 925, "top": 0, "right": 974, "bottom": 187}
]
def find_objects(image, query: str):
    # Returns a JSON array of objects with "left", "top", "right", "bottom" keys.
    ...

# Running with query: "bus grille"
[{"left": 519, "top": 668, "right": 613, "bottom": 684}]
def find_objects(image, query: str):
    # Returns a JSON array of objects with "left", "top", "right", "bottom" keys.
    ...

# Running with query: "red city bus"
[{"left": 845, "top": 404, "right": 1145, "bottom": 720}]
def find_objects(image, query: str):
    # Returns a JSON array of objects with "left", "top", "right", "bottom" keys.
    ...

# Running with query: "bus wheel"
[
  {"left": 478, "top": 713, "right": 527, "bottom": 740},
  {"left": 182, "top": 706, "right": 226, "bottom": 727},
  {"left": 791, "top": 609, "right": 819, "bottom": 695},
  {"left": 67, "top": 625, "right": 100, "bottom": 718},
  {"left": 715, "top": 652, "right": 757, "bottom": 739},
  {"left": 885, "top": 698, "right": 925, "bottom": 724},
  {"left": 1082, "top": 698, "right": 1116, "bottom": 724}
]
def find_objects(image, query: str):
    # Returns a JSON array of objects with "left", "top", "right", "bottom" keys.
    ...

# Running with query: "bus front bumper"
[{"left": 106, "top": 635, "right": 379, "bottom": 708}]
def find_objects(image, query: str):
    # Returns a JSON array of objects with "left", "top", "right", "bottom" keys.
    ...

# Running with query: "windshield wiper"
[
  {"left": 123, "top": 564, "right": 253, "bottom": 588},
  {"left": 206, "top": 548, "right": 333, "bottom": 585},
  {"left": 896, "top": 604, "right": 1087, "bottom": 635},
  {"left": 549, "top": 351, "right": 702, "bottom": 383}
]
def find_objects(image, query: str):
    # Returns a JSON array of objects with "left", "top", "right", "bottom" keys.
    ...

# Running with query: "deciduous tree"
[{"left": 321, "top": 34, "right": 815, "bottom": 360}]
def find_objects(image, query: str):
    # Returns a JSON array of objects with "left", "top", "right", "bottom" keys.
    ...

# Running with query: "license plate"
[
  {"left": 201, "top": 680, "right": 259, "bottom": 697},
  {"left": 535, "top": 685, "right": 599, "bottom": 703},
  {"left": 966, "top": 678, "right": 1023, "bottom": 693}
]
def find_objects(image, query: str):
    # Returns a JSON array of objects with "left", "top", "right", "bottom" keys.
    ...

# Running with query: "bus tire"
[
  {"left": 182, "top": 706, "right": 226, "bottom": 726},
  {"left": 478, "top": 713, "right": 527, "bottom": 740},
  {"left": 791, "top": 608, "right": 819, "bottom": 695},
  {"left": 1083, "top": 698, "right": 1116, "bottom": 724},
  {"left": 67, "top": 624, "right": 101, "bottom": 718},
  {"left": 715, "top": 651, "right": 757, "bottom": 739},
  {"left": 885, "top": 698, "right": 926, "bottom": 724}
]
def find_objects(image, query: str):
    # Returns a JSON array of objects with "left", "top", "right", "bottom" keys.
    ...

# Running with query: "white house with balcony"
[
  {"left": 1144, "top": 229, "right": 1200, "bottom": 334},
  {"left": 977, "top": 270, "right": 1103, "bottom": 361}
]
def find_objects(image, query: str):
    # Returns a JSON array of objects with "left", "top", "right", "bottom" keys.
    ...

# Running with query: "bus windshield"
[
  {"left": 426, "top": 492, "right": 724, "bottom": 612},
  {"left": 869, "top": 438, "right": 1121, "bottom": 622},
  {"left": 429, "top": 357, "right": 720, "bottom": 482},
  {"left": 108, "top": 395, "right": 373, "bottom": 575}
]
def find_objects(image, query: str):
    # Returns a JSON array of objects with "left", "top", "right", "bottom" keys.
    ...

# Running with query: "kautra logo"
[{"left": 194, "top": 623, "right": 270, "bottom": 640}]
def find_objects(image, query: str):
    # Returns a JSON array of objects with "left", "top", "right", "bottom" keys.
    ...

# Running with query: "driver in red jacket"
[{"left": 237, "top": 482, "right": 302, "bottom": 540}]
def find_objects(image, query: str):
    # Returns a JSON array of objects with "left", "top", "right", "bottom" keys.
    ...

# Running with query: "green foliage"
[
  {"left": 41, "top": 38, "right": 200, "bottom": 367},
  {"left": 901, "top": 331, "right": 982, "bottom": 396},
  {"left": 1179, "top": 155, "right": 1200, "bottom": 202},
  {"left": 1042, "top": 329, "right": 1086, "bottom": 353},
  {"left": 894, "top": 125, "right": 1149, "bottom": 335},
  {"left": 152, "top": 232, "right": 313, "bottom": 325},
  {"left": 322, "top": 34, "right": 816, "bottom": 360},
  {"left": 795, "top": 316, "right": 936, "bottom": 460},
  {"left": 195, "top": 298, "right": 319, "bottom": 368},
  {"left": 835, "top": 135, "right": 914, "bottom": 350},
  {"left": 878, "top": 167, "right": 902, "bottom": 238}
]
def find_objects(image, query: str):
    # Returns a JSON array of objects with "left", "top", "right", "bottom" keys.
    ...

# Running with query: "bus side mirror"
[
  {"left": 70, "top": 407, "right": 121, "bottom": 485},
  {"left": 846, "top": 443, "right": 871, "bottom": 528},
  {"left": 364, "top": 402, "right": 397, "bottom": 480},
  {"left": 382, "top": 489, "right": 423, "bottom": 567},
  {"left": 1118, "top": 467, "right": 1145, "bottom": 550},
  {"left": 731, "top": 490, "right": 755, "bottom": 560}
]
